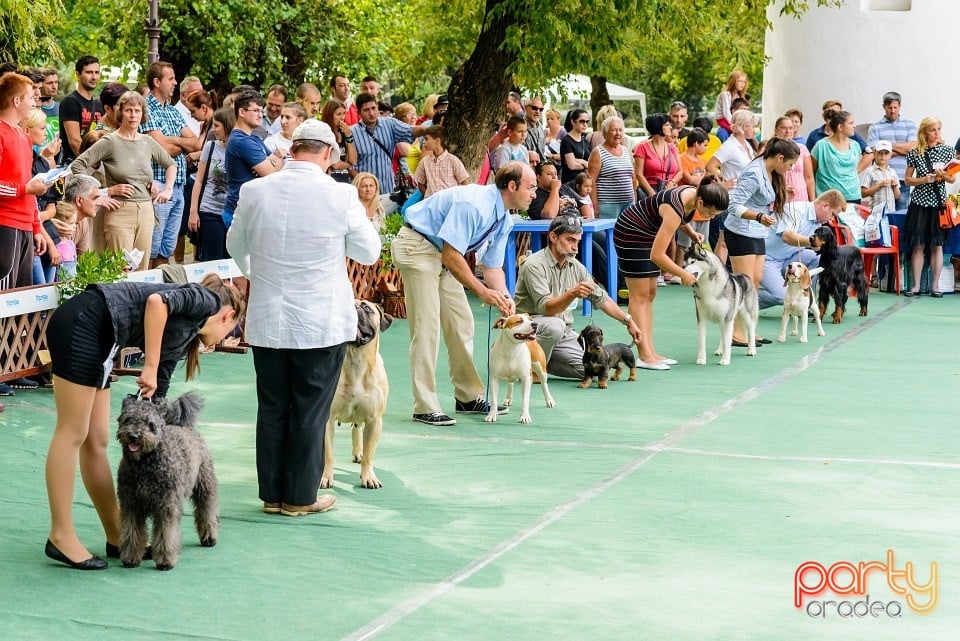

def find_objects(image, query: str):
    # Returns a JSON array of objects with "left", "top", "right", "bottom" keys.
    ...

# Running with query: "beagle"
[
  {"left": 778, "top": 262, "right": 825, "bottom": 343},
  {"left": 486, "top": 314, "right": 556, "bottom": 424}
]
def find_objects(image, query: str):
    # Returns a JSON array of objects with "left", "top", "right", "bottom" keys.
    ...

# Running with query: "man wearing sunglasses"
[
  {"left": 514, "top": 215, "right": 642, "bottom": 380},
  {"left": 523, "top": 97, "right": 547, "bottom": 165}
]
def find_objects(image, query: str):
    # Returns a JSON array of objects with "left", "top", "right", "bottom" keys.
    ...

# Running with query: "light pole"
[{"left": 146, "top": 0, "right": 161, "bottom": 64}]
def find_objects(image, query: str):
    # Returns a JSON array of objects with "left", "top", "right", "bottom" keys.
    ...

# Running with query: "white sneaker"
[{"left": 657, "top": 276, "right": 666, "bottom": 287}]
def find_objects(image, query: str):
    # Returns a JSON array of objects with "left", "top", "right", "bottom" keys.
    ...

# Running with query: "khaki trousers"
[
  {"left": 90, "top": 200, "right": 155, "bottom": 271},
  {"left": 392, "top": 227, "right": 485, "bottom": 414}
]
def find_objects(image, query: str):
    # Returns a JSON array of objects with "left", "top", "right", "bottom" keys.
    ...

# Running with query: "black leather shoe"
[
  {"left": 904, "top": 290, "right": 919, "bottom": 297},
  {"left": 106, "top": 541, "right": 152, "bottom": 560},
  {"left": 45, "top": 540, "right": 107, "bottom": 570},
  {"left": 931, "top": 291, "right": 944, "bottom": 298}
]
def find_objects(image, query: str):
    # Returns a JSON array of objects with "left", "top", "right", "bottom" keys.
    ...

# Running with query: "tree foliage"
[{"left": 0, "top": 0, "right": 64, "bottom": 63}]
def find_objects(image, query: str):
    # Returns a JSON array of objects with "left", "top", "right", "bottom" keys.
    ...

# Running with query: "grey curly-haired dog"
[{"left": 116, "top": 391, "right": 218, "bottom": 570}]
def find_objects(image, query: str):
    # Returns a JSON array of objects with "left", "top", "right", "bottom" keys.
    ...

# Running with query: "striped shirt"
[
  {"left": 595, "top": 145, "right": 635, "bottom": 204},
  {"left": 140, "top": 93, "right": 188, "bottom": 185},
  {"left": 412, "top": 150, "right": 470, "bottom": 198},
  {"left": 615, "top": 187, "right": 692, "bottom": 245},
  {"left": 350, "top": 117, "right": 414, "bottom": 192},
  {"left": 867, "top": 117, "right": 917, "bottom": 180}
]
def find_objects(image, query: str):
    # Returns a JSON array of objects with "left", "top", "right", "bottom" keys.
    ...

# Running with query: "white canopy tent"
[{"left": 551, "top": 74, "right": 647, "bottom": 124}]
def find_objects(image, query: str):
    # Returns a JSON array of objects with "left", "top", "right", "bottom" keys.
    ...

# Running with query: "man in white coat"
[{"left": 227, "top": 119, "right": 381, "bottom": 517}]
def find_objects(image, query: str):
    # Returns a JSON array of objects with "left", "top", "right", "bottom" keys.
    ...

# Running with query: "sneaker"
[
  {"left": 657, "top": 276, "right": 666, "bottom": 287},
  {"left": 413, "top": 412, "right": 456, "bottom": 426},
  {"left": 9, "top": 377, "right": 38, "bottom": 389},
  {"left": 455, "top": 397, "right": 508, "bottom": 415},
  {"left": 0, "top": 383, "right": 13, "bottom": 397}
]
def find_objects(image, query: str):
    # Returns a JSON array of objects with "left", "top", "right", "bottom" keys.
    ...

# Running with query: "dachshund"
[
  {"left": 577, "top": 324, "right": 637, "bottom": 389},
  {"left": 811, "top": 225, "right": 868, "bottom": 324}
]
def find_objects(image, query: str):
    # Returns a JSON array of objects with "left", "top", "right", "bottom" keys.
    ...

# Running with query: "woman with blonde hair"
[
  {"left": 544, "top": 108, "right": 565, "bottom": 167},
  {"left": 353, "top": 172, "right": 386, "bottom": 231},
  {"left": 903, "top": 116, "right": 956, "bottom": 297},
  {"left": 589, "top": 104, "right": 620, "bottom": 149},
  {"left": 70, "top": 91, "right": 176, "bottom": 270},
  {"left": 419, "top": 94, "right": 439, "bottom": 124},
  {"left": 706, "top": 109, "right": 758, "bottom": 263},
  {"left": 715, "top": 70, "right": 748, "bottom": 136}
]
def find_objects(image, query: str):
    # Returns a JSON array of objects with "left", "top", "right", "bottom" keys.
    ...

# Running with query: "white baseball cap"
[{"left": 874, "top": 140, "right": 892, "bottom": 153}]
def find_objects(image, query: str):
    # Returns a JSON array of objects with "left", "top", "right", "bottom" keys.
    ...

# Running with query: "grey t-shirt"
[{"left": 70, "top": 132, "right": 174, "bottom": 201}]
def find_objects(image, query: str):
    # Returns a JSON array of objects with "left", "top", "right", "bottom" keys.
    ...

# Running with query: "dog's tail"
[{"left": 166, "top": 392, "right": 204, "bottom": 428}]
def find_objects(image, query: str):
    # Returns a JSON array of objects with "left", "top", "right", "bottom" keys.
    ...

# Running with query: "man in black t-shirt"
[{"left": 59, "top": 55, "right": 104, "bottom": 164}]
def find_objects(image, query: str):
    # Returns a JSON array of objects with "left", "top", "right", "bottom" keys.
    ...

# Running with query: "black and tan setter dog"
[{"left": 811, "top": 225, "right": 868, "bottom": 324}]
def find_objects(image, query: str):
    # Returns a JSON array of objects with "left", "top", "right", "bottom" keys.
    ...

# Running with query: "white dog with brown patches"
[
  {"left": 486, "top": 314, "right": 556, "bottom": 424},
  {"left": 778, "top": 262, "right": 825, "bottom": 343}
]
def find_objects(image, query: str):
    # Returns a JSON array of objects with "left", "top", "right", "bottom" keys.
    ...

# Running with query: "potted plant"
[{"left": 56, "top": 249, "right": 127, "bottom": 303}]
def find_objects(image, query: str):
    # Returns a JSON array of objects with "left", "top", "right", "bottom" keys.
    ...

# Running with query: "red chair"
[{"left": 830, "top": 210, "right": 901, "bottom": 295}]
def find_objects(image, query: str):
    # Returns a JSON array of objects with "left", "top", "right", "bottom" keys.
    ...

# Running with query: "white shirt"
[
  {"left": 262, "top": 115, "right": 282, "bottom": 136},
  {"left": 226, "top": 160, "right": 382, "bottom": 349},
  {"left": 264, "top": 133, "right": 293, "bottom": 161},
  {"left": 174, "top": 101, "right": 202, "bottom": 137}
]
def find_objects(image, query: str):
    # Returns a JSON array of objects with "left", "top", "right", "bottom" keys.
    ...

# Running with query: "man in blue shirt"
[
  {"left": 867, "top": 91, "right": 917, "bottom": 211},
  {"left": 350, "top": 92, "right": 425, "bottom": 211},
  {"left": 758, "top": 190, "right": 845, "bottom": 309},
  {"left": 222, "top": 92, "right": 282, "bottom": 233},
  {"left": 392, "top": 161, "right": 536, "bottom": 426}
]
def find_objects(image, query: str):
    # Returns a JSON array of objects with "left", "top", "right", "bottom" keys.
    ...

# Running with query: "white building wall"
[{"left": 763, "top": 0, "right": 957, "bottom": 144}]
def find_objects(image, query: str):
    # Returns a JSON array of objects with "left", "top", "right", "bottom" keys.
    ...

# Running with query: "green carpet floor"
[{"left": 1, "top": 286, "right": 956, "bottom": 640}]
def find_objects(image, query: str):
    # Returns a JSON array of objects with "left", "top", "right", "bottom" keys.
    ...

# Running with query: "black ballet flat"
[
  {"left": 904, "top": 290, "right": 919, "bottom": 297},
  {"left": 45, "top": 539, "right": 107, "bottom": 570},
  {"left": 931, "top": 291, "right": 944, "bottom": 298},
  {"left": 106, "top": 541, "right": 152, "bottom": 560}
]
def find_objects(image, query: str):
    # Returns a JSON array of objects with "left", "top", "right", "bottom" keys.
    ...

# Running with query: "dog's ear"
[
  {"left": 166, "top": 392, "right": 203, "bottom": 427},
  {"left": 597, "top": 327, "right": 603, "bottom": 341},
  {"left": 494, "top": 317, "right": 507, "bottom": 329},
  {"left": 375, "top": 303, "right": 393, "bottom": 332},
  {"left": 577, "top": 331, "right": 586, "bottom": 349},
  {"left": 800, "top": 267, "right": 812, "bottom": 289}
]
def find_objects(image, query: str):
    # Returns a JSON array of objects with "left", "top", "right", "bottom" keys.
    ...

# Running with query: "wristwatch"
[{"left": 621, "top": 314, "right": 632, "bottom": 327}]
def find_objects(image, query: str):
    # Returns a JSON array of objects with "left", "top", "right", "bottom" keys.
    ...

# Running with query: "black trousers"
[{"left": 252, "top": 344, "right": 346, "bottom": 506}]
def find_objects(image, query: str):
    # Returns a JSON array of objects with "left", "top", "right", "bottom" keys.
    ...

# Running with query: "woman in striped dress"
[
  {"left": 614, "top": 175, "right": 729, "bottom": 369},
  {"left": 586, "top": 116, "right": 635, "bottom": 219}
]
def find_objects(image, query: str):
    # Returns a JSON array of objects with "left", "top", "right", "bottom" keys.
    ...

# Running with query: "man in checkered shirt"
[{"left": 139, "top": 61, "right": 202, "bottom": 268}]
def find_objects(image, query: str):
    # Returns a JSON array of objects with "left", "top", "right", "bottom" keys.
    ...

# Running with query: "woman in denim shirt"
[{"left": 722, "top": 137, "right": 800, "bottom": 344}]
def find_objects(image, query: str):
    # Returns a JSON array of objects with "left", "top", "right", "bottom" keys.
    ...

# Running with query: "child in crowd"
[
  {"left": 860, "top": 140, "right": 900, "bottom": 211},
  {"left": 492, "top": 115, "right": 529, "bottom": 171},
  {"left": 412, "top": 126, "right": 470, "bottom": 199},
  {"left": 678, "top": 117, "right": 722, "bottom": 161},
  {"left": 570, "top": 172, "right": 595, "bottom": 218},
  {"left": 53, "top": 201, "right": 78, "bottom": 279},
  {"left": 785, "top": 108, "right": 806, "bottom": 145},
  {"left": 674, "top": 129, "right": 711, "bottom": 268}
]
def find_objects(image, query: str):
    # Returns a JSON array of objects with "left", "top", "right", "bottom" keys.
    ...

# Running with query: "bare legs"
[
  {"left": 910, "top": 244, "right": 943, "bottom": 294},
  {"left": 626, "top": 276, "right": 670, "bottom": 363},
  {"left": 46, "top": 377, "right": 120, "bottom": 562},
  {"left": 730, "top": 254, "right": 765, "bottom": 342}
]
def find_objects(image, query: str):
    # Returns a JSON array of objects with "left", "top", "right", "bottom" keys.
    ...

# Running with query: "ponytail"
[{"left": 762, "top": 137, "right": 800, "bottom": 215}]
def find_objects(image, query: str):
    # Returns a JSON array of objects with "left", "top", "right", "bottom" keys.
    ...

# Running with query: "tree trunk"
[
  {"left": 445, "top": 0, "right": 519, "bottom": 178},
  {"left": 589, "top": 75, "right": 611, "bottom": 119}
]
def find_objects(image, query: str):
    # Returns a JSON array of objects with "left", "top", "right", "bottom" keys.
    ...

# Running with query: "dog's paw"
[
  {"left": 200, "top": 537, "right": 217, "bottom": 548},
  {"left": 696, "top": 357, "right": 707, "bottom": 365},
  {"left": 713, "top": 347, "right": 723, "bottom": 356},
  {"left": 598, "top": 381, "right": 608, "bottom": 389},
  {"left": 122, "top": 559, "right": 141, "bottom": 568},
  {"left": 361, "top": 475, "right": 382, "bottom": 489},
  {"left": 576, "top": 382, "right": 589, "bottom": 389},
  {"left": 817, "top": 329, "right": 826, "bottom": 336},
  {"left": 519, "top": 414, "right": 532, "bottom": 424},
  {"left": 790, "top": 329, "right": 798, "bottom": 336},
  {"left": 859, "top": 309, "right": 867, "bottom": 317},
  {"left": 352, "top": 454, "right": 363, "bottom": 464},
  {"left": 319, "top": 476, "right": 333, "bottom": 489},
  {"left": 718, "top": 359, "right": 731, "bottom": 366},
  {"left": 483, "top": 413, "right": 498, "bottom": 423},
  {"left": 800, "top": 336, "right": 808, "bottom": 343},
  {"left": 503, "top": 398, "right": 513, "bottom": 407},
  {"left": 777, "top": 335, "right": 786, "bottom": 342},
  {"left": 155, "top": 562, "right": 174, "bottom": 571},
  {"left": 545, "top": 399, "right": 556, "bottom": 408}
]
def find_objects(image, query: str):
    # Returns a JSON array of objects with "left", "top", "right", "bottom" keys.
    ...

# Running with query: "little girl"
[
  {"left": 571, "top": 172, "right": 595, "bottom": 218},
  {"left": 53, "top": 201, "right": 78, "bottom": 279}
]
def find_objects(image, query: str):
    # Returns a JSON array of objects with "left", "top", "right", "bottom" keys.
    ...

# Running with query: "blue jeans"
[
  {"left": 597, "top": 201, "right": 631, "bottom": 219},
  {"left": 151, "top": 182, "right": 185, "bottom": 259},
  {"left": 32, "top": 255, "right": 56, "bottom": 285},
  {"left": 896, "top": 183, "right": 910, "bottom": 212}
]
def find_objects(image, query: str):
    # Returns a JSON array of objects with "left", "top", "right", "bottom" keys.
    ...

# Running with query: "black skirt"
[
  {"left": 904, "top": 203, "right": 946, "bottom": 248},
  {"left": 47, "top": 290, "right": 117, "bottom": 388}
]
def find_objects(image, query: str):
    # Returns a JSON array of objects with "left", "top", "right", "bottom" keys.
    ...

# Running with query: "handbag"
[
  {"left": 363, "top": 127, "right": 415, "bottom": 205},
  {"left": 939, "top": 197, "right": 960, "bottom": 229}
]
